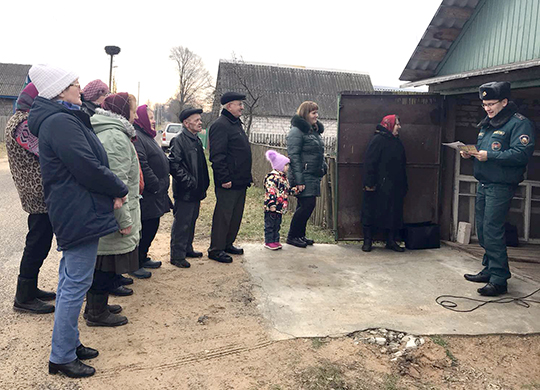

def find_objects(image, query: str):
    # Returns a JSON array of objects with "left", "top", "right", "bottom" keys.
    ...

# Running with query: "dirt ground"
[{"left": 1, "top": 210, "right": 540, "bottom": 390}]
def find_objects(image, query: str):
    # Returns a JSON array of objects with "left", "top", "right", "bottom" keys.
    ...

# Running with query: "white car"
[{"left": 161, "top": 123, "right": 183, "bottom": 150}]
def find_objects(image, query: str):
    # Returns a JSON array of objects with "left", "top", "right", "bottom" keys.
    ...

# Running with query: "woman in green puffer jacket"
[
  {"left": 85, "top": 93, "right": 142, "bottom": 327},
  {"left": 286, "top": 101, "right": 327, "bottom": 248}
]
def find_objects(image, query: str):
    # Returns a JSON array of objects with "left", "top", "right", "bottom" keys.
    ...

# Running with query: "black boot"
[
  {"left": 83, "top": 303, "right": 122, "bottom": 319},
  {"left": 85, "top": 291, "right": 128, "bottom": 327},
  {"left": 386, "top": 230, "right": 405, "bottom": 252},
  {"left": 13, "top": 276, "right": 54, "bottom": 314},
  {"left": 362, "top": 226, "right": 373, "bottom": 252},
  {"left": 36, "top": 288, "right": 56, "bottom": 301},
  {"left": 49, "top": 359, "right": 95, "bottom": 378}
]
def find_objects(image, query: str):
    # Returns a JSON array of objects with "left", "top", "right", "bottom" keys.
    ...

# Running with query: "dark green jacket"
[
  {"left": 474, "top": 102, "right": 535, "bottom": 185},
  {"left": 287, "top": 115, "right": 327, "bottom": 197}
]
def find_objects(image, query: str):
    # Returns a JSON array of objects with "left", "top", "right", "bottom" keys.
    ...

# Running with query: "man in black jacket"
[
  {"left": 169, "top": 108, "right": 210, "bottom": 268},
  {"left": 208, "top": 92, "right": 253, "bottom": 263}
]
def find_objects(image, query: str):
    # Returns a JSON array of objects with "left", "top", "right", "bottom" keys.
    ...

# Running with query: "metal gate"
[{"left": 335, "top": 92, "right": 443, "bottom": 240}]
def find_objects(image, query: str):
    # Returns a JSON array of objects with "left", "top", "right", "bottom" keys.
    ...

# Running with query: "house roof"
[
  {"left": 0, "top": 63, "right": 31, "bottom": 97},
  {"left": 213, "top": 60, "right": 373, "bottom": 120},
  {"left": 399, "top": 0, "right": 481, "bottom": 83}
]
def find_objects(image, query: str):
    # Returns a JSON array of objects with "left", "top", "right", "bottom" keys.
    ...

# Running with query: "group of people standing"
[
  {"left": 5, "top": 63, "right": 329, "bottom": 378},
  {"left": 6, "top": 59, "right": 531, "bottom": 379}
]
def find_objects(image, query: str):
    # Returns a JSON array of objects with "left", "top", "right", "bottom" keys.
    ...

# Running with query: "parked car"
[{"left": 161, "top": 123, "right": 183, "bottom": 150}]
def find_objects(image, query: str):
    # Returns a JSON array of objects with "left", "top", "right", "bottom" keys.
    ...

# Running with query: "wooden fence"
[
  {"left": 249, "top": 136, "right": 337, "bottom": 231},
  {"left": 250, "top": 132, "right": 337, "bottom": 155},
  {"left": 0, "top": 116, "right": 8, "bottom": 142}
]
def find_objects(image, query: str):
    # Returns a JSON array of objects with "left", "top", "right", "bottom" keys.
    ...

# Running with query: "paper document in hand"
[{"left": 442, "top": 141, "right": 477, "bottom": 153}]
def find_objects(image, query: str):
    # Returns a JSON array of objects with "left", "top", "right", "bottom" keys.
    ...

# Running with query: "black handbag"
[{"left": 402, "top": 222, "right": 440, "bottom": 250}]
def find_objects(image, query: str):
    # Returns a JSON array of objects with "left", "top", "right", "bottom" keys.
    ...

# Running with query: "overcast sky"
[{"left": 2, "top": 0, "right": 440, "bottom": 105}]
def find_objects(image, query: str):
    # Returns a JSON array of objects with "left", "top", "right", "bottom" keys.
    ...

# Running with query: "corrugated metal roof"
[
  {"left": 399, "top": 0, "right": 481, "bottom": 82},
  {"left": 214, "top": 60, "right": 373, "bottom": 119},
  {"left": 0, "top": 63, "right": 31, "bottom": 97}
]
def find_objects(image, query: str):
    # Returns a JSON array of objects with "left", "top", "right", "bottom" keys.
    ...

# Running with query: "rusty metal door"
[{"left": 336, "top": 92, "right": 443, "bottom": 240}]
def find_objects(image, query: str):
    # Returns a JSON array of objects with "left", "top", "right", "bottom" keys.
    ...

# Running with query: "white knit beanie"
[{"left": 29, "top": 64, "right": 79, "bottom": 100}]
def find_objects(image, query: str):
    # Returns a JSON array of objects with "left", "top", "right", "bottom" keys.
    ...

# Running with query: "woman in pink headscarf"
[
  {"left": 361, "top": 114, "right": 408, "bottom": 252},
  {"left": 131, "top": 105, "right": 171, "bottom": 278}
]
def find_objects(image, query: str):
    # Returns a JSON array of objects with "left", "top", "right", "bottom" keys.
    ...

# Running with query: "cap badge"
[{"left": 482, "top": 91, "right": 487, "bottom": 97}]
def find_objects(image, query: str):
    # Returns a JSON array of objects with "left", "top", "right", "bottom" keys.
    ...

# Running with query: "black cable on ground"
[{"left": 436, "top": 287, "right": 540, "bottom": 312}]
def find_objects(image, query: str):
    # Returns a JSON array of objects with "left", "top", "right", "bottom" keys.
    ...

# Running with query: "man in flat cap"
[
  {"left": 207, "top": 92, "right": 253, "bottom": 263},
  {"left": 461, "top": 81, "right": 535, "bottom": 296},
  {"left": 169, "top": 107, "right": 210, "bottom": 268}
]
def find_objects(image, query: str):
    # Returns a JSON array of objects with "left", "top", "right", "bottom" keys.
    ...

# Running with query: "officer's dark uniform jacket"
[
  {"left": 169, "top": 126, "right": 210, "bottom": 202},
  {"left": 208, "top": 109, "right": 252, "bottom": 189},
  {"left": 474, "top": 101, "right": 535, "bottom": 185}
]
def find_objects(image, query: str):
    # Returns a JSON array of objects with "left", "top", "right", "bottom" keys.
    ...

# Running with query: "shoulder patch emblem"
[
  {"left": 493, "top": 130, "right": 506, "bottom": 135},
  {"left": 491, "top": 141, "right": 502, "bottom": 151},
  {"left": 519, "top": 135, "right": 530, "bottom": 146},
  {"left": 514, "top": 113, "right": 526, "bottom": 121}
]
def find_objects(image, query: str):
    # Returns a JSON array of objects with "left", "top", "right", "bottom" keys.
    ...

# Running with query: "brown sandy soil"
[{"left": 1, "top": 211, "right": 540, "bottom": 389}]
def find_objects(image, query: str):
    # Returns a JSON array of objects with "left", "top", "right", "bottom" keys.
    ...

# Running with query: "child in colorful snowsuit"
[{"left": 264, "top": 150, "right": 297, "bottom": 250}]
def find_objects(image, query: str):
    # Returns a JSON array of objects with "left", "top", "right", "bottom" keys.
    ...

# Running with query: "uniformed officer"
[
  {"left": 461, "top": 81, "right": 535, "bottom": 296},
  {"left": 207, "top": 92, "right": 253, "bottom": 263}
]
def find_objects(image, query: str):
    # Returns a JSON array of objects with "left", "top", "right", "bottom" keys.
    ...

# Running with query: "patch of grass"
[
  {"left": 311, "top": 337, "right": 327, "bottom": 349},
  {"left": 522, "top": 383, "right": 540, "bottom": 390},
  {"left": 297, "top": 361, "right": 349, "bottom": 390},
  {"left": 382, "top": 374, "right": 401, "bottom": 390},
  {"left": 430, "top": 336, "right": 458, "bottom": 366},
  {"left": 197, "top": 152, "right": 335, "bottom": 244}
]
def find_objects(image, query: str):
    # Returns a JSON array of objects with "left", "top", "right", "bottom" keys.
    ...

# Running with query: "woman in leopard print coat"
[{"left": 5, "top": 83, "right": 56, "bottom": 314}]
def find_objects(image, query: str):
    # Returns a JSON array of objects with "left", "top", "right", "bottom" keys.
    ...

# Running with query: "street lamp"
[{"left": 104, "top": 46, "right": 121, "bottom": 91}]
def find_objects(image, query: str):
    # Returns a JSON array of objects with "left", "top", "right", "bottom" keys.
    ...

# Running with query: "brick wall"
[{"left": 249, "top": 116, "right": 337, "bottom": 137}]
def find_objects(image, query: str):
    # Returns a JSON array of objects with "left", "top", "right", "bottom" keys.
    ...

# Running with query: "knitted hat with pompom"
[{"left": 265, "top": 150, "right": 290, "bottom": 172}]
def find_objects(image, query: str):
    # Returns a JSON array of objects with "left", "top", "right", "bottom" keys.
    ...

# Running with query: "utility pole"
[{"left": 104, "top": 46, "right": 121, "bottom": 91}]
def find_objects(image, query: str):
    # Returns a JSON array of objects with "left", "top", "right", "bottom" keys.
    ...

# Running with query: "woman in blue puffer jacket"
[{"left": 28, "top": 64, "right": 128, "bottom": 378}]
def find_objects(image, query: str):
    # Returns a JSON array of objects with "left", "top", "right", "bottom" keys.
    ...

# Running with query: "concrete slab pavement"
[{"left": 241, "top": 243, "right": 540, "bottom": 340}]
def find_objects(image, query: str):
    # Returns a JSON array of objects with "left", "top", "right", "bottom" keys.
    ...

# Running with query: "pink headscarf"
[
  {"left": 380, "top": 115, "right": 397, "bottom": 132},
  {"left": 134, "top": 104, "right": 156, "bottom": 138}
]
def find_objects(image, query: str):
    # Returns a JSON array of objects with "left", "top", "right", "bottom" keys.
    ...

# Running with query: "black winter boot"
[
  {"left": 386, "top": 230, "right": 405, "bottom": 252},
  {"left": 85, "top": 291, "right": 128, "bottom": 327},
  {"left": 362, "top": 226, "right": 373, "bottom": 252},
  {"left": 13, "top": 276, "right": 54, "bottom": 314}
]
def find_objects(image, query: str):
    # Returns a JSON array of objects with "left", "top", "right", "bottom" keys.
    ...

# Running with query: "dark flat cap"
[
  {"left": 220, "top": 91, "right": 246, "bottom": 105},
  {"left": 479, "top": 81, "right": 511, "bottom": 101},
  {"left": 179, "top": 107, "right": 203, "bottom": 122}
]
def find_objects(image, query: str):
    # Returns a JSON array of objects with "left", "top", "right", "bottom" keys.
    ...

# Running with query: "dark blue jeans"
[
  {"left": 264, "top": 211, "right": 282, "bottom": 244},
  {"left": 475, "top": 183, "right": 516, "bottom": 286}
]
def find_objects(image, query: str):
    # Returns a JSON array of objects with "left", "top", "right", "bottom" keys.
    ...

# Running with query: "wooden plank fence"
[
  {"left": 250, "top": 132, "right": 337, "bottom": 155},
  {"left": 0, "top": 116, "right": 8, "bottom": 142},
  {"left": 249, "top": 133, "right": 337, "bottom": 231}
]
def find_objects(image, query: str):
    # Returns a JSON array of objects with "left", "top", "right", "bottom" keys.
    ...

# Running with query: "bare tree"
[
  {"left": 227, "top": 54, "right": 263, "bottom": 136},
  {"left": 169, "top": 46, "right": 213, "bottom": 114}
]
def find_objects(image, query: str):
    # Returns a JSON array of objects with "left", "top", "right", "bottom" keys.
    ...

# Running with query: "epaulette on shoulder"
[{"left": 514, "top": 113, "right": 526, "bottom": 121}]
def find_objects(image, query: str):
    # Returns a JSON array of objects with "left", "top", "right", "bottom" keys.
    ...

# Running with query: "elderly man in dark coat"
[
  {"left": 169, "top": 107, "right": 210, "bottom": 268},
  {"left": 361, "top": 114, "right": 408, "bottom": 253},
  {"left": 207, "top": 92, "right": 253, "bottom": 263}
]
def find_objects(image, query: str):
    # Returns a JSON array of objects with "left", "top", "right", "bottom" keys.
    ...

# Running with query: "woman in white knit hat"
[{"left": 27, "top": 64, "right": 129, "bottom": 378}]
